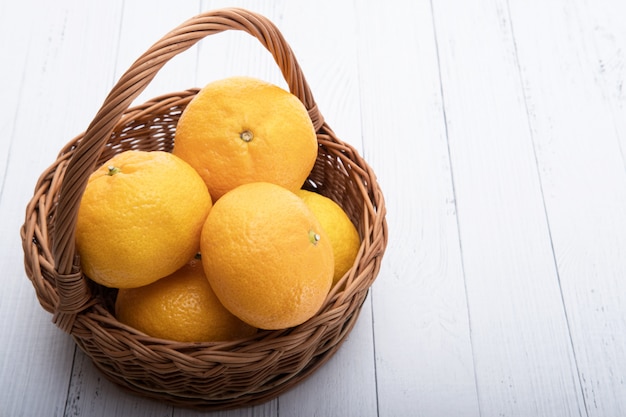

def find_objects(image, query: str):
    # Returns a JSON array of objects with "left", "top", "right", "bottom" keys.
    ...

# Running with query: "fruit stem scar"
[
  {"left": 308, "top": 229, "right": 321, "bottom": 245},
  {"left": 240, "top": 130, "right": 254, "bottom": 142},
  {"left": 107, "top": 166, "right": 120, "bottom": 176}
]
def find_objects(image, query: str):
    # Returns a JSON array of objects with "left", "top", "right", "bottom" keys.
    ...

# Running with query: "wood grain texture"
[
  {"left": 356, "top": 1, "right": 480, "bottom": 416},
  {"left": 509, "top": 0, "right": 626, "bottom": 415},
  {"left": 114, "top": 1, "right": 203, "bottom": 107},
  {"left": 432, "top": 0, "right": 586, "bottom": 415},
  {"left": 0, "top": 1, "right": 27, "bottom": 193},
  {"left": 0, "top": 2, "right": 124, "bottom": 417}
]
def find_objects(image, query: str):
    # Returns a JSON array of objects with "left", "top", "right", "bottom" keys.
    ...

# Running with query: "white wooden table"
[{"left": 2, "top": 1, "right": 626, "bottom": 416}]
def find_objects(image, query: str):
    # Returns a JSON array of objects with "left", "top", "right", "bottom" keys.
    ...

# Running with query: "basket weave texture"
[{"left": 20, "top": 7, "right": 387, "bottom": 410}]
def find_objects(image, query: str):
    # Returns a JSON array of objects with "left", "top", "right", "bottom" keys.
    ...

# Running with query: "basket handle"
[{"left": 51, "top": 8, "right": 324, "bottom": 331}]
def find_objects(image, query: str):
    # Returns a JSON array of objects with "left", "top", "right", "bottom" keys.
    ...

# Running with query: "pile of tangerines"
[{"left": 75, "top": 77, "right": 360, "bottom": 342}]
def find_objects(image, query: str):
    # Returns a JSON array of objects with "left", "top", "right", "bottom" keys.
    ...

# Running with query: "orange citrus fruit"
[
  {"left": 115, "top": 257, "right": 257, "bottom": 342},
  {"left": 75, "top": 150, "right": 212, "bottom": 288},
  {"left": 200, "top": 182, "right": 334, "bottom": 330},
  {"left": 173, "top": 76, "right": 318, "bottom": 200},
  {"left": 296, "top": 190, "right": 361, "bottom": 286}
]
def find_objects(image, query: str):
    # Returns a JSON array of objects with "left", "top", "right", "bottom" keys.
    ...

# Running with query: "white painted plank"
[
  {"left": 591, "top": 0, "right": 626, "bottom": 158},
  {"left": 432, "top": 0, "right": 586, "bottom": 415},
  {"left": 355, "top": 1, "right": 481, "bottom": 416},
  {"left": 273, "top": 0, "right": 364, "bottom": 149},
  {"left": 64, "top": 350, "right": 172, "bottom": 417},
  {"left": 114, "top": 1, "right": 203, "bottom": 107},
  {"left": 0, "top": 1, "right": 29, "bottom": 191},
  {"left": 0, "top": 1, "right": 126, "bottom": 417},
  {"left": 509, "top": 0, "right": 626, "bottom": 415},
  {"left": 189, "top": 402, "right": 276, "bottom": 417}
]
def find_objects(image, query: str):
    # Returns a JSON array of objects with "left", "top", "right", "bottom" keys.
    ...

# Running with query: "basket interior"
[{"left": 60, "top": 89, "right": 370, "bottom": 316}]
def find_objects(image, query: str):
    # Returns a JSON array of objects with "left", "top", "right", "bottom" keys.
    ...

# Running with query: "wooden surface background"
[{"left": 1, "top": 0, "right": 626, "bottom": 416}]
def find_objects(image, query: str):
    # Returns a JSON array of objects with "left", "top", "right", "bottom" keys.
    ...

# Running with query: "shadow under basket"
[{"left": 20, "top": 7, "right": 387, "bottom": 411}]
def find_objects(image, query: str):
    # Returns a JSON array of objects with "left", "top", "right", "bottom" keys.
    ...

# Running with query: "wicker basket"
[{"left": 20, "top": 7, "right": 387, "bottom": 410}]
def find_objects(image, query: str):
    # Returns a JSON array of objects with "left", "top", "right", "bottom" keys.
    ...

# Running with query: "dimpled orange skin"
[
  {"left": 75, "top": 150, "right": 212, "bottom": 289},
  {"left": 172, "top": 76, "right": 318, "bottom": 200},
  {"left": 115, "top": 258, "right": 257, "bottom": 342},
  {"left": 296, "top": 189, "right": 361, "bottom": 286},
  {"left": 200, "top": 182, "right": 334, "bottom": 330}
]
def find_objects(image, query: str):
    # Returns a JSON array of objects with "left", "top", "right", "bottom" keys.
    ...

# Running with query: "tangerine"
[
  {"left": 297, "top": 189, "right": 360, "bottom": 286},
  {"left": 200, "top": 182, "right": 334, "bottom": 330},
  {"left": 173, "top": 76, "right": 318, "bottom": 200},
  {"left": 115, "top": 257, "right": 257, "bottom": 342},
  {"left": 75, "top": 150, "right": 212, "bottom": 288}
]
